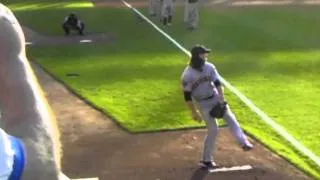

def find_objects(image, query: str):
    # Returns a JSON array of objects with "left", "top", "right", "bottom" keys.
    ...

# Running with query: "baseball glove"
[{"left": 209, "top": 101, "right": 227, "bottom": 118}]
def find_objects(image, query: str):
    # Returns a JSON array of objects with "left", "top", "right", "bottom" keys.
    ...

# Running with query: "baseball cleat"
[
  {"left": 242, "top": 143, "right": 253, "bottom": 151},
  {"left": 199, "top": 161, "right": 219, "bottom": 169}
]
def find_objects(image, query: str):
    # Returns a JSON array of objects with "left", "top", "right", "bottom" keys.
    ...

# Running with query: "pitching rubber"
[
  {"left": 60, "top": 172, "right": 99, "bottom": 180},
  {"left": 208, "top": 165, "right": 253, "bottom": 173}
]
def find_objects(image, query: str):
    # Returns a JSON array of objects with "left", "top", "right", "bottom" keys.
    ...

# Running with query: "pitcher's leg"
[
  {"left": 202, "top": 110, "right": 219, "bottom": 162},
  {"left": 223, "top": 106, "right": 253, "bottom": 150}
]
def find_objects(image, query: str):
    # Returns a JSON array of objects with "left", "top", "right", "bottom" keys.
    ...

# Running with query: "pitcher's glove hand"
[{"left": 209, "top": 101, "right": 227, "bottom": 118}]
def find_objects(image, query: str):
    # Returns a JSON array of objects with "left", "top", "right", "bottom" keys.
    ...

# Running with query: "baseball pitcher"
[
  {"left": 184, "top": 0, "right": 199, "bottom": 30},
  {"left": 181, "top": 45, "right": 253, "bottom": 169}
]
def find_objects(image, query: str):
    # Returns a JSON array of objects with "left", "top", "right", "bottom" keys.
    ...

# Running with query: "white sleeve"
[
  {"left": 0, "top": 129, "right": 14, "bottom": 180},
  {"left": 209, "top": 63, "right": 221, "bottom": 82},
  {"left": 181, "top": 70, "right": 192, "bottom": 92}
]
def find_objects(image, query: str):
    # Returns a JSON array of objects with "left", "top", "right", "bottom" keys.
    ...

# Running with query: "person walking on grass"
[
  {"left": 161, "top": 0, "right": 174, "bottom": 26},
  {"left": 184, "top": 0, "right": 199, "bottom": 30}
]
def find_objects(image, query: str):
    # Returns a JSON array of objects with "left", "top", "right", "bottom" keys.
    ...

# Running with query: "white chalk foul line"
[
  {"left": 120, "top": 0, "right": 320, "bottom": 168},
  {"left": 121, "top": 0, "right": 191, "bottom": 56}
]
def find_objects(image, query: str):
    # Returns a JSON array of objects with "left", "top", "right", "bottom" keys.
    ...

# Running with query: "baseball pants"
[
  {"left": 185, "top": 2, "right": 199, "bottom": 28},
  {"left": 200, "top": 103, "right": 250, "bottom": 162},
  {"left": 161, "top": 4, "right": 173, "bottom": 18},
  {"left": 149, "top": 0, "right": 158, "bottom": 16}
]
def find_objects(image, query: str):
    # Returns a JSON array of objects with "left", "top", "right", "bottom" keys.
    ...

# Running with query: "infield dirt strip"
[{"left": 24, "top": 13, "right": 313, "bottom": 179}]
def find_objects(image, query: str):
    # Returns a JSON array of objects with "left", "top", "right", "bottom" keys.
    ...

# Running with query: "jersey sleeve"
[
  {"left": 209, "top": 63, "right": 221, "bottom": 82},
  {"left": 181, "top": 70, "right": 192, "bottom": 92}
]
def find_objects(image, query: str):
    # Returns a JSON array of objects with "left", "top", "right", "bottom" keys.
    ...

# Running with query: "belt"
[
  {"left": 199, "top": 95, "right": 214, "bottom": 101},
  {"left": 8, "top": 135, "right": 26, "bottom": 180}
]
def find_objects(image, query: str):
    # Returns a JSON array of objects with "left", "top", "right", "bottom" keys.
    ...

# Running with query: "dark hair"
[
  {"left": 189, "top": 55, "right": 205, "bottom": 71},
  {"left": 189, "top": 44, "right": 210, "bottom": 71},
  {"left": 69, "top": 12, "right": 77, "bottom": 17}
]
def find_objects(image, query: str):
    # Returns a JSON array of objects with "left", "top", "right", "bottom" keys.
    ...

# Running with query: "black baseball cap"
[
  {"left": 69, "top": 12, "right": 76, "bottom": 16},
  {"left": 191, "top": 44, "right": 211, "bottom": 56}
]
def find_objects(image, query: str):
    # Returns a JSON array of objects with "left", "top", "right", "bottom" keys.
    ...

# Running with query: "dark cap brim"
[{"left": 204, "top": 49, "right": 211, "bottom": 53}]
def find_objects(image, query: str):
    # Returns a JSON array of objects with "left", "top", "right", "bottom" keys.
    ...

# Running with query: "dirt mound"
[{"left": 23, "top": 27, "right": 116, "bottom": 46}]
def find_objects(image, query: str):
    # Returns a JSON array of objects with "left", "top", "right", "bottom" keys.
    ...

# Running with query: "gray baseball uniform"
[
  {"left": 181, "top": 62, "right": 251, "bottom": 162},
  {"left": 184, "top": 0, "right": 199, "bottom": 29},
  {"left": 161, "top": 0, "right": 174, "bottom": 19},
  {"left": 149, "top": 0, "right": 159, "bottom": 16}
]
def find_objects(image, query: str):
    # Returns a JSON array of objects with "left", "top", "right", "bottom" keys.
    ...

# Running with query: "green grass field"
[{"left": 4, "top": 0, "right": 320, "bottom": 178}]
